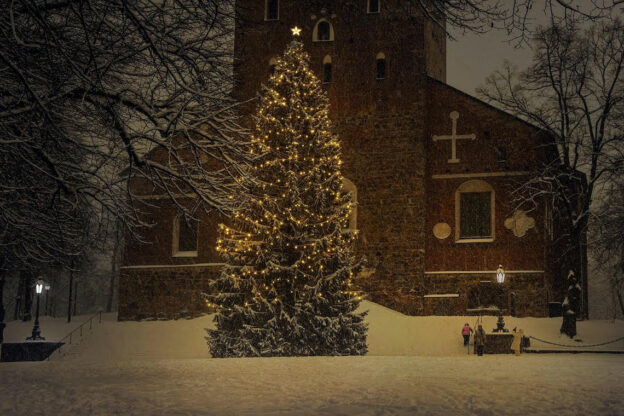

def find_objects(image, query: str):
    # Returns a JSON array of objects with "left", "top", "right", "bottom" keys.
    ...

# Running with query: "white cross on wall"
[{"left": 432, "top": 111, "right": 476, "bottom": 163}]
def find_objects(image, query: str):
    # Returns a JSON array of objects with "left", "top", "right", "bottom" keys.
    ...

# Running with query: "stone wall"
[
  {"left": 422, "top": 272, "right": 548, "bottom": 317},
  {"left": 118, "top": 266, "right": 221, "bottom": 320}
]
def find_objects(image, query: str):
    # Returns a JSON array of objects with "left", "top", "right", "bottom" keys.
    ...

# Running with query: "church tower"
[{"left": 233, "top": 0, "right": 447, "bottom": 314}]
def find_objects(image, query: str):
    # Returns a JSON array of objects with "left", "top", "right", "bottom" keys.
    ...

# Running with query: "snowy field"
[{"left": 1, "top": 301, "right": 623, "bottom": 415}]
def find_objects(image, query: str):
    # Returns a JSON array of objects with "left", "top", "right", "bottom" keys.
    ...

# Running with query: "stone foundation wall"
[
  {"left": 118, "top": 266, "right": 222, "bottom": 321},
  {"left": 421, "top": 273, "right": 548, "bottom": 317}
]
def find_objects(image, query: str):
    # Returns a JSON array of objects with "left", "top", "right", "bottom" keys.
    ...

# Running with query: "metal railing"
[{"left": 47, "top": 310, "right": 103, "bottom": 360}]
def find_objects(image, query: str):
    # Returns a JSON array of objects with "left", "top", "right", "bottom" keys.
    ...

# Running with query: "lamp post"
[
  {"left": 26, "top": 279, "right": 45, "bottom": 341},
  {"left": 493, "top": 265, "right": 509, "bottom": 333}
]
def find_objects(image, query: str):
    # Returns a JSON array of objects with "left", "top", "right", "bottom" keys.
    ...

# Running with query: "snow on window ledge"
[{"left": 172, "top": 251, "right": 198, "bottom": 258}]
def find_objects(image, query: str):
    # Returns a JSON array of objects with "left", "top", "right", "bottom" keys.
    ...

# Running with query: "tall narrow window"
[
  {"left": 460, "top": 193, "right": 491, "bottom": 238},
  {"left": 322, "top": 55, "right": 332, "bottom": 83},
  {"left": 265, "top": 0, "right": 278, "bottom": 21},
  {"left": 313, "top": 19, "right": 334, "bottom": 42},
  {"left": 455, "top": 180, "right": 495, "bottom": 242},
  {"left": 496, "top": 146, "right": 507, "bottom": 164},
  {"left": 376, "top": 52, "right": 386, "bottom": 79},
  {"left": 269, "top": 57, "right": 277, "bottom": 76},
  {"left": 173, "top": 217, "right": 198, "bottom": 256},
  {"left": 368, "top": 0, "right": 380, "bottom": 13}
]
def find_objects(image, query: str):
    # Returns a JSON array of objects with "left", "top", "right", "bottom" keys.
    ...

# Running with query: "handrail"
[{"left": 47, "top": 310, "right": 103, "bottom": 360}]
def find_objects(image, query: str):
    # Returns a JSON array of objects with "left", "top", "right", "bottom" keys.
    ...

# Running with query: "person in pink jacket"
[{"left": 461, "top": 323, "right": 473, "bottom": 346}]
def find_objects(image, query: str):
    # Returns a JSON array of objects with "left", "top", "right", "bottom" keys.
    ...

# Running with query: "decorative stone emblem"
[
  {"left": 504, "top": 210, "right": 535, "bottom": 237},
  {"left": 432, "top": 111, "right": 476, "bottom": 163},
  {"left": 433, "top": 222, "right": 452, "bottom": 239}
]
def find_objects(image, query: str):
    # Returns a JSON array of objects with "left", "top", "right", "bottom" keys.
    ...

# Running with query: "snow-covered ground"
[{"left": 1, "top": 301, "right": 623, "bottom": 415}]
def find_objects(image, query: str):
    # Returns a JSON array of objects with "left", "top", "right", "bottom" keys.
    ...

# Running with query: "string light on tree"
[{"left": 206, "top": 39, "right": 367, "bottom": 357}]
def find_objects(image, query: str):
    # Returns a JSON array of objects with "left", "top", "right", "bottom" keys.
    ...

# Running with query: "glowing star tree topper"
[{"left": 206, "top": 40, "right": 368, "bottom": 357}]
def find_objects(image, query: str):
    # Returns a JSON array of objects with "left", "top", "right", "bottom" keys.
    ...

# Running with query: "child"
[{"left": 461, "top": 323, "right": 473, "bottom": 346}]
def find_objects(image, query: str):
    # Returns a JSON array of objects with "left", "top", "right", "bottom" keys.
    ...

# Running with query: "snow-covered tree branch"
[{"left": 0, "top": 0, "right": 252, "bottom": 268}]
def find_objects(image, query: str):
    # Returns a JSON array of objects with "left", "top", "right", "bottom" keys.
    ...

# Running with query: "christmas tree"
[{"left": 207, "top": 37, "right": 367, "bottom": 357}]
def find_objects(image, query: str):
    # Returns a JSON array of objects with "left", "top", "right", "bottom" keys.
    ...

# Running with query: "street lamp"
[
  {"left": 493, "top": 265, "right": 509, "bottom": 333},
  {"left": 26, "top": 279, "right": 45, "bottom": 341},
  {"left": 496, "top": 265, "right": 505, "bottom": 284}
]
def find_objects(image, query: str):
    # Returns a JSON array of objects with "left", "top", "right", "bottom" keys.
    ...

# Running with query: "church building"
[{"left": 119, "top": 0, "right": 585, "bottom": 320}]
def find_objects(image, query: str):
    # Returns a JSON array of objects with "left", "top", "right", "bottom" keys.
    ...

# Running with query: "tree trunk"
[
  {"left": 67, "top": 267, "right": 74, "bottom": 324},
  {"left": 73, "top": 279, "right": 78, "bottom": 316},
  {"left": 0, "top": 271, "right": 6, "bottom": 344},
  {"left": 13, "top": 274, "right": 24, "bottom": 320},
  {"left": 106, "top": 223, "right": 120, "bottom": 313},
  {"left": 22, "top": 272, "right": 32, "bottom": 322},
  {"left": 570, "top": 224, "right": 588, "bottom": 320},
  {"left": 617, "top": 289, "right": 624, "bottom": 317}
]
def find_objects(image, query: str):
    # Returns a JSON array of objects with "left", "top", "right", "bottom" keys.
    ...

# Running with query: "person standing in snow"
[
  {"left": 475, "top": 324, "right": 486, "bottom": 356},
  {"left": 511, "top": 328, "right": 524, "bottom": 356},
  {"left": 560, "top": 270, "right": 581, "bottom": 339},
  {"left": 461, "top": 323, "right": 473, "bottom": 346}
]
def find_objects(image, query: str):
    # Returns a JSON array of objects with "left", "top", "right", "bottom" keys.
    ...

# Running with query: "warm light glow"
[
  {"left": 35, "top": 279, "right": 44, "bottom": 294},
  {"left": 291, "top": 26, "right": 302, "bottom": 36},
  {"left": 496, "top": 265, "right": 505, "bottom": 284}
]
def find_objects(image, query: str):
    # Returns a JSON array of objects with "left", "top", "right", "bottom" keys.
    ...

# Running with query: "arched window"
[
  {"left": 368, "top": 0, "right": 380, "bottom": 13},
  {"left": 322, "top": 55, "right": 332, "bottom": 83},
  {"left": 269, "top": 57, "right": 277, "bottom": 76},
  {"left": 265, "top": 0, "right": 279, "bottom": 20},
  {"left": 342, "top": 178, "right": 357, "bottom": 231},
  {"left": 455, "top": 180, "right": 495, "bottom": 242},
  {"left": 173, "top": 216, "right": 198, "bottom": 257},
  {"left": 376, "top": 52, "right": 386, "bottom": 79},
  {"left": 313, "top": 19, "right": 334, "bottom": 42}
]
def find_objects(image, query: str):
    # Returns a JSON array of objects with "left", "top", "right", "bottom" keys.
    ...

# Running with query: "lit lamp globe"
[
  {"left": 36, "top": 279, "right": 44, "bottom": 294},
  {"left": 496, "top": 265, "right": 505, "bottom": 284}
]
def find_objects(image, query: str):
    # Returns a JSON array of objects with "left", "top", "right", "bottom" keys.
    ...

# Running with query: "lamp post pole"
[
  {"left": 26, "top": 279, "right": 45, "bottom": 341},
  {"left": 0, "top": 272, "right": 5, "bottom": 345},
  {"left": 493, "top": 265, "right": 509, "bottom": 333}
]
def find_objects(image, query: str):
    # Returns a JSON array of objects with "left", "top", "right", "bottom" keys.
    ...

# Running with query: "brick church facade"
[{"left": 119, "top": 0, "right": 585, "bottom": 320}]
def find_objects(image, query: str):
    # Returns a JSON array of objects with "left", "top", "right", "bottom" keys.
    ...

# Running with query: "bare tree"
[
  {"left": 593, "top": 178, "right": 624, "bottom": 317},
  {"left": 1, "top": 0, "right": 251, "bottom": 239},
  {"left": 401, "top": 0, "right": 622, "bottom": 40},
  {"left": 478, "top": 19, "right": 624, "bottom": 318},
  {"left": 0, "top": 0, "right": 252, "bottom": 340}
]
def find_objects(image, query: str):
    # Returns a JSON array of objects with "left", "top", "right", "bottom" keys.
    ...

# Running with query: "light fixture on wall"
[{"left": 496, "top": 265, "right": 505, "bottom": 284}]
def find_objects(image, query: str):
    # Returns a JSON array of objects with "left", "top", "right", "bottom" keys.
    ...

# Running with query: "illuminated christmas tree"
[{"left": 207, "top": 37, "right": 367, "bottom": 357}]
